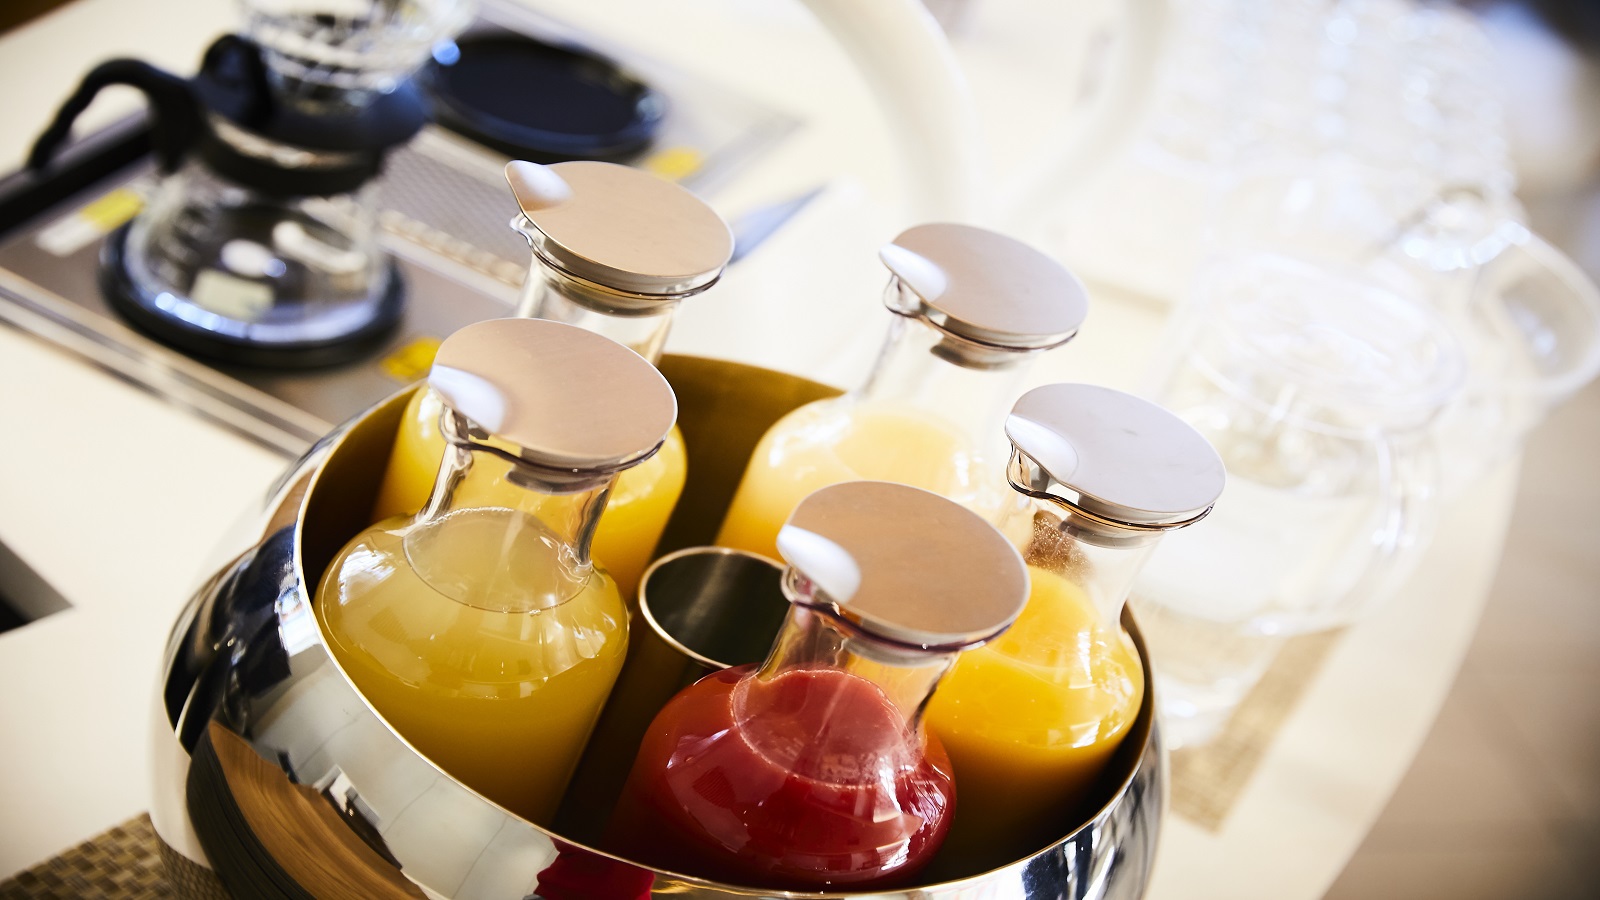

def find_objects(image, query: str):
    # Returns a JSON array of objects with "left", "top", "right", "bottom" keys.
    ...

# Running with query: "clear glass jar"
[{"left": 1130, "top": 253, "right": 1464, "bottom": 746}]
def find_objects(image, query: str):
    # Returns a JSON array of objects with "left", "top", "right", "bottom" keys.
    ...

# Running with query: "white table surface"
[{"left": 0, "top": 1, "right": 1513, "bottom": 897}]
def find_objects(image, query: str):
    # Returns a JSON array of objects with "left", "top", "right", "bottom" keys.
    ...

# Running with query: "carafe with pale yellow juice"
[
  {"left": 715, "top": 223, "right": 1089, "bottom": 559},
  {"left": 926, "top": 383, "right": 1226, "bottom": 869},
  {"left": 318, "top": 318, "right": 678, "bottom": 825},
  {"left": 372, "top": 159, "right": 731, "bottom": 602}
]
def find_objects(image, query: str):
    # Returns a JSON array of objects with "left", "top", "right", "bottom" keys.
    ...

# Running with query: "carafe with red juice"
[{"left": 606, "top": 481, "right": 1030, "bottom": 890}]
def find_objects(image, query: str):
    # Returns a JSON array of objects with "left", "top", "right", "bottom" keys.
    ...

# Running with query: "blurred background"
[
  {"left": 1327, "top": 3, "right": 1600, "bottom": 896},
  {"left": 0, "top": 0, "right": 1594, "bottom": 897}
]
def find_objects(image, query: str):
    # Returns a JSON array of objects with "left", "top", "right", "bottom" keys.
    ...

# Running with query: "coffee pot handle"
[
  {"left": 28, "top": 35, "right": 277, "bottom": 177},
  {"left": 27, "top": 58, "right": 206, "bottom": 174}
]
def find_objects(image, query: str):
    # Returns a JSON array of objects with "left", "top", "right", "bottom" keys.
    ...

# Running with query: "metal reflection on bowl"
[{"left": 152, "top": 355, "right": 1166, "bottom": 899}]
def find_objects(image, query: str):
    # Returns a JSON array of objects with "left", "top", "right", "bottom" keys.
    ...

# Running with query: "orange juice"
[
  {"left": 715, "top": 399, "right": 999, "bottom": 561},
  {"left": 371, "top": 387, "right": 687, "bottom": 602},
  {"left": 925, "top": 565, "right": 1144, "bottom": 866},
  {"left": 317, "top": 507, "right": 628, "bottom": 824}
]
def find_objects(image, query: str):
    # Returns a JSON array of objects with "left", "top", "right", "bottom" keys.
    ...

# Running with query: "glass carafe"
[
  {"left": 608, "top": 481, "right": 1029, "bottom": 890},
  {"left": 373, "top": 160, "right": 731, "bottom": 600},
  {"left": 927, "top": 382, "right": 1225, "bottom": 869},
  {"left": 316, "top": 317, "right": 677, "bottom": 825},
  {"left": 715, "top": 222, "right": 1088, "bottom": 560}
]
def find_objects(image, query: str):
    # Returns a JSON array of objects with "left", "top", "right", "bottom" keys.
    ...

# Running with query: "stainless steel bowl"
[{"left": 151, "top": 355, "right": 1167, "bottom": 899}]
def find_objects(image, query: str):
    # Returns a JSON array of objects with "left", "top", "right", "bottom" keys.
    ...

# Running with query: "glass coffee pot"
[
  {"left": 1210, "top": 160, "right": 1600, "bottom": 498},
  {"left": 27, "top": 0, "right": 467, "bottom": 367}
]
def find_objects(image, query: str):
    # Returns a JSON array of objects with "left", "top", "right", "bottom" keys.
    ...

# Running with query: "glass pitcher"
[
  {"left": 1209, "top": 159, "right": 1600, "bottom": 498},
  {"left": 1129, "top": 253, "right": 1466, "bottom": 746},
  {"left": 1393, "top": 196, "right": 1600, "bottom": 495}
]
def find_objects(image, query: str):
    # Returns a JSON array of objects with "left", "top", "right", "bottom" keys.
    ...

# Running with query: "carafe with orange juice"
[
  {"left": 714, "top": 223, "right": 1089, "bottom": 560},
  {"left": 317, "top": 317, "right": 678, "bottom": 825},
  {"left": 373, "top": 159, "right": 732, "bottom": 601},
  {"left": 608, "top": 481, "right": 1030, "bottom": 889},
  {"left": 926, "top": 383, "right": 1226, "bottom": 869}
]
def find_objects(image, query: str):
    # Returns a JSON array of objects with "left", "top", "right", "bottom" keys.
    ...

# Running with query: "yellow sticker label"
[
  {"left": 642, "top": 147, "right": 704, "bottom": 182},
  {"left": 380, "top": 336, "right": 442, "bottom": 383},
  {"left": 37, "top": 188, "right": 147, "bottom": 257},
  {"left": 80, "top": 188, "right": 144, "bottom": 231}
]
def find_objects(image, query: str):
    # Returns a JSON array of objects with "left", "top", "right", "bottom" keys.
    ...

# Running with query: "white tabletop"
[{"left": 0, "top": 1, "right": 1513, "bottom": 897}]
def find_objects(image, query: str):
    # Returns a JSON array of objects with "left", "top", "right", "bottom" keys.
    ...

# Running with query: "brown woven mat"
[
  {"left": 0, "top": 814, "right": 225, "bottom": 900},
  {"left": 1, "top": 815, "right": 167, "bottom": 899},
  {"left": 1169, "top": 629, "right": 1346, "bottom": 831}
]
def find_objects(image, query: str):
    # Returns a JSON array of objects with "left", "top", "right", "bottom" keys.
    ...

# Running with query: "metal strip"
[{"left": 0, "top": 268, "right": 326, "bottom": 458}]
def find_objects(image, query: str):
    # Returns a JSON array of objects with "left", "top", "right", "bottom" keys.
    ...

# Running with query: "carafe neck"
[
  {"left": 998, "top": 486, "right": 1164, "bottom": 628},
  {"left": 855, "top": 312, "right": 1033, "bottom": 458},
  {"left": 413, "top": 409, "right": 619, "bottom": 611},
  {"left": 748, "top": 571, "right": 957, "bottom": 739},
  {"left": 512, "top": 223, "right": 681, "bottom": 365}
]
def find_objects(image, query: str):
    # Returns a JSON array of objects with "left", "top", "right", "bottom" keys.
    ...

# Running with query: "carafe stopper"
[
  {"left": 1006, "top": 383, "right": 1226, "bottom": 531},
  {"left": 429, "top": 317, "right": 676, "bottom": 470},
  {"left": 877, "top": 223, "right": 1089, "bottom": 351},
  {"left": 505, "top": 160, "right": 733, "bottom": 297},
  {"left": 777, "top": 481, "right": 1029, "bottom": 649}
]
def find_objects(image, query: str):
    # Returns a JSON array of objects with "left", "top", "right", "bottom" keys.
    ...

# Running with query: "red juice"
[{"left": 606, "top": 665, "right": 955, "bottom": 889}]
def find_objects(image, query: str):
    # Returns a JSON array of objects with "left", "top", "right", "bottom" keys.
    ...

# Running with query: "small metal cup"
[
  {"left": 638, "top": 546, "right": 790, "bottom": 671},
  {"left": 553, "top": 546, "right": 791, "bottom": 841}
]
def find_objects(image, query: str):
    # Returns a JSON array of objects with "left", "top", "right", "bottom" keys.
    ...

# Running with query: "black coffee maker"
[{"left": 29, "top": 1, "right": 467, "bottom": 368}]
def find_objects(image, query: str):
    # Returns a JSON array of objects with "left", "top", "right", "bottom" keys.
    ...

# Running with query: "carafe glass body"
[
  {"left": 318, "top": 410, "right": 628, "bottom": 825},
  {"left": 606, "top": 573, "right": 960, "bottom": 889},
  {"left": 925, "top": 467, "right": 1153, "bottom": 868},
  {"left": 715, "top": 281, "right": 1030, "bottom": 560}
]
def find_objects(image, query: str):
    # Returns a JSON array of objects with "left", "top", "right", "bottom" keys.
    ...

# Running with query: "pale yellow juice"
[
  {"left": 715, "top": 400, "right": 990, "bottom": 561},
  {"left": 925, "top": 565, "right": 1144, "bottom": 867},
  {"left": 316, "top": 507, "right": 628, "bottom": 825},
  {"left": 371, "top": 387, "right": 687, "bottom": 601}
]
